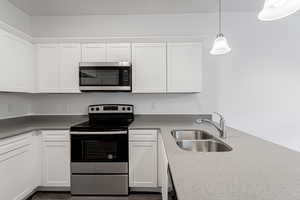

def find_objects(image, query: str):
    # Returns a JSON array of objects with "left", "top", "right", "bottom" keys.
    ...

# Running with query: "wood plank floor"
[{"left": 29, "top": 192, "right": 162, "bottom": 200}]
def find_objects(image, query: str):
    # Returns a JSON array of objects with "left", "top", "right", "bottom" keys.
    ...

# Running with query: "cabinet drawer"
[
  {"left": 42, "top": 130, "right": 70, "bottom": 141},
  {"left": 0, "top": 133, "right": 30, "bottom": 156},
  {"left": 129, "top": 130, "right": 157, "bottom": 141}
]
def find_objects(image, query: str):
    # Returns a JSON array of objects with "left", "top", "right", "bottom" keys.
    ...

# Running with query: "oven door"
[
  {"left": 79, "top": 64, "right": 131, "bottom": 91},
  {"left": 71, "top": 131, "right": 128, "bottom": 163}
]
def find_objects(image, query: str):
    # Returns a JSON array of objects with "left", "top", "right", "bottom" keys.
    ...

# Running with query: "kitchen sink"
[
  {"left": 171, "top": 129, "right": 232, "bottom": 152},
  {"left": 171, "top": 129, "right": 214, "bottom": 140},
  {"left": 176, "top": 140, "right": 232, "bottom": 152}
]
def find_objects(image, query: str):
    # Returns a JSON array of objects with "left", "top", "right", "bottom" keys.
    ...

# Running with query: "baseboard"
[
  {"left": 130, "top": 187, "right": 161, "bottom": 193},
  {"left": 21, "top": 188, "right": 38, "bottom": 200},
  {"left": 36, "top": 186, "right": 71, "bottom": 192}
]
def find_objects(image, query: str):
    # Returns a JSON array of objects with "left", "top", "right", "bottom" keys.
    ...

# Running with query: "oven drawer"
[
  {"left": 71, "top": 162, "right": 128, "bottom": 174},
  {"left": 129, "top": 129, "right": 157, "bottom": 141},
  {"left": 71, "top": 174, "right": 128, "bottom": 195}
]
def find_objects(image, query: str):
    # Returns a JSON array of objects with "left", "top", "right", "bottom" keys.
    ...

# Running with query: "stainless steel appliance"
[
  {"left": 70, "top": 104, "right": 134, "bottom": 195},
  {"left": 79, "top": 62, "right": 132, "bottom": 92}
]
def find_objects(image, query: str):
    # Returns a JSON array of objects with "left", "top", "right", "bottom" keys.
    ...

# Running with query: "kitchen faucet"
[{"left": 197, "top": 112, "right": 226, "bottom": 139}]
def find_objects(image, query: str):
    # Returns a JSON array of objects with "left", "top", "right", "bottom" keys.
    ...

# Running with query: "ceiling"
[{"left": 9, "top": 0, "right": 264, "bottom": 16}]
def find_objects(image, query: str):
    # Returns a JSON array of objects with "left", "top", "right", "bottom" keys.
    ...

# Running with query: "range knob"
[
  {"left": 96, "top": 107, "right": 100, "bottom": 111},
  {"left": 122, "top": 107, "right": 126, "bottom": 111},
  {"left": 127, "top": 107, "right": 131, "bottom": 111},
  {"left": 91, "top": 108, "right": 94, "bottom": 111}
]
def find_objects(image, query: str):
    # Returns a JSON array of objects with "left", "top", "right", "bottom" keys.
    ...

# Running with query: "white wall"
[
  {"left": 216, "top": 12, "right": 300, "bottom": 151},
  {"left": 30, "top": 13, "right": 216, "bottom": 37},
  {"left": 0, "top": 0, "right": 31, "bottom": 34},
  {"left": 31, "top": 93, "right": 211, "bottom": 115},
  {"left": 29, "top": 12, "right": 300, "bottom": 152},
  {"left": 0, "top": 93, "right": 32, "bottom": 119}
]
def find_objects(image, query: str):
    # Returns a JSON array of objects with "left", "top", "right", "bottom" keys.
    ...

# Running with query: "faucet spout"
[{"left": 196, "top": 112, "right": 226, "bottom": 139}]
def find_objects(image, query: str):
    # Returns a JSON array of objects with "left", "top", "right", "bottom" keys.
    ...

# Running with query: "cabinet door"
[
  {"left": 25, "top": 44, "right": 36, "bottom": 93},
  {"left": 167, "top": 42, "right": 202, "bottom": 93},
  {"left": 31, "top": 131, "right": 43, "bottom": 188},
  {"left": 129, "top": 141, "right": 157, "bottom": 187},
  {"left": 81, "top": 43, "right": 106, "bottom": 62},
  {"left": 42, "top": 141, "right": 70, "bottom": 187},
  {"left": 106, "top": 43, "right": 131, "bottom": 62},
  {"left": 132, "top": 43, "right": 167, "bottom": 93},
  {"left": 0, "top": 133, "right": 33, "bottom": 200},
  {"left": 0, "top": 29, "right": 35, "bottom": 93},
  {"left": 36, "top": 44, "right": 60, "bottom": 93},
  {"left": 60, "top": 44, "right": 81, "bottom": 93}
]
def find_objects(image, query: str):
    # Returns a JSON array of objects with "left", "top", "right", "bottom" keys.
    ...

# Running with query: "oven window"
[
  {"left": 84, "top": 140, "right": 117, "bottom": 160},
  {"left": 71, "top": 134, "right": 128, "bottom": 162}
]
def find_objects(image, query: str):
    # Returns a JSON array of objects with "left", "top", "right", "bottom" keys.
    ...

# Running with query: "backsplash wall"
[
  {"left": 0, "top": 93, "right": 32, "bottom": 119},
  {"left": 30, "top": 93, "right": 212, "bottom": 115}
]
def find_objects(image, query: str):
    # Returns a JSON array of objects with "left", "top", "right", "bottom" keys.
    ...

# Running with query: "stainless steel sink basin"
[
  {"left": 171, "top": 130, "right": 214, "bottom": 140},
  {"left": 176, "top": 140, "right": 232, "bottom": 152}
]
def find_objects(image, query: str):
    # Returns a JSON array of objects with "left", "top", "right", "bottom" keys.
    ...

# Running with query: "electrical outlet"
[{"left": 151, "top": 102, "right": 157, "bottom": 110}]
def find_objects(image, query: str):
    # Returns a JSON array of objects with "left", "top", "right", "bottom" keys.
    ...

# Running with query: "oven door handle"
[{"left": 70, "top": 131, "right": 127, "bottom": 135}]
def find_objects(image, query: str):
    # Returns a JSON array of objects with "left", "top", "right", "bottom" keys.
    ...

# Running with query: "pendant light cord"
[{"left": 219, "top": 0, "right": 221, "bottom": 34}]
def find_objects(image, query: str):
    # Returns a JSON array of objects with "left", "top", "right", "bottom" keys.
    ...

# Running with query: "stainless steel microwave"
[{"left": 79, "top": 62, "right": 132, "bottom": 92}]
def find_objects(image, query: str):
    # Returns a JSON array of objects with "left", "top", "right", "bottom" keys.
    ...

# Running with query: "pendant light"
[
  {"left": 210, "top": 0, "right": 231, "bottom": 55},
  {"left": 258, "top": 0, "right": 300, "bottom": 21}
]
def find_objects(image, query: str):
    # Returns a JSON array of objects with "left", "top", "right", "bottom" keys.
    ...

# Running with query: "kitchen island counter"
[{"left": 130, "top": 115, "right": 300, "bottom": 200}]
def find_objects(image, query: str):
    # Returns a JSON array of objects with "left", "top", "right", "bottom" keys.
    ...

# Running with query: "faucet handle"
[{"left": 213, "top": 112, "right": 225, "bottom": 122}]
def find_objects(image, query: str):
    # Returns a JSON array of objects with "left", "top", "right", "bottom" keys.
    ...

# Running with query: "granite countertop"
[
  {"left": 1, "top": 115, "right": 300, "bottom": 200},
  {"left": 0, "top": 115, "right": 87, "bottom": 139},
  {"left": 130, "top": 115, "right": 300, "bottom": 200}
]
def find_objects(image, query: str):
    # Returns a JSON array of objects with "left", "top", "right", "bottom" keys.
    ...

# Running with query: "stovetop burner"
[
  {"left": 70, "top": 104, "right": 134, "bottom": 132},
  {"left": 70, "top": 120, "right": 133, "bottom": 132}
]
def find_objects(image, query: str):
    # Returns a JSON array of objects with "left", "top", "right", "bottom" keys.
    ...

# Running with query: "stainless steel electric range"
[{"left": 70, "top": 104, "right": 134, "bottom": 196}]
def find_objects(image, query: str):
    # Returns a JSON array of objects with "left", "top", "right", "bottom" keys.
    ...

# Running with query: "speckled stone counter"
[
  {"left": 0, "top": 115, "right": 87, "bottom": 139},
  {"left": 129, "top": 115, "right": 300, "bottom": 200},
  {"left": 1, "top": 114, "right": 300, "bottom": 200}
]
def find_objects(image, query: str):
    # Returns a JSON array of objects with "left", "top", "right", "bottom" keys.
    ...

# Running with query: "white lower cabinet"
[
  {"left": 0, "top": 132, "right": 41, "bottom": 200},
  {"left": 0, "top": 129, "right": 169, "bottom": 199},
  {"left": 129, "top": 129, "right": 158, "bottom": 188},
  {"left": 129, "top": 141, "right": 157, "bottom": 187},
  {"left": 31, "top": 131, "right": 43, "bottom": 189},
  {"left": 42, "top": 130, "right": 70, "bottom": 187}
]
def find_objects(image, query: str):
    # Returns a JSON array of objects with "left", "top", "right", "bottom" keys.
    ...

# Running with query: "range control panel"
[{"left": 88, "top": 104, "right": 134, "bottom": 114}]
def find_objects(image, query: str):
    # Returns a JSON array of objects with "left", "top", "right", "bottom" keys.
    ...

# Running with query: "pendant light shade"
[
  {"left": 210, "top": 33, "right": 231, "bottom": 55},
  {"left": 210, "top": 0, "right": 231, "bottom": 55},
  {"left": 258, "top": 0, "right": 300, "bottom": 21}
]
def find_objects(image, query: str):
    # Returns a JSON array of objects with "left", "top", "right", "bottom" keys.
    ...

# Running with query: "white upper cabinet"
[
  {"left": 106, "top": 43, "right": 131, "bottom": 62},
  {"left": 60, "top": 44, "right": 81, "bottom": 93},
  {"left": 36, "top": 44, "right": 60, "bottom": 93},
  {"left": 0, "top": 29, "right": 35, "bottom": 93},
  {"left": 82, "top": 43, "right": 131, "bottom": 62},
  {"left": 81, "top": 43, "right": 106, "bottom": 62},
  {"left": 36, "top": 43, "right": 81, "bottom": 93},
  {"left": 132, "top": 43, "right": 167, "bottom": 93},
  {"left": 167, "top": 42, "right": 202, "bottom": 93}
]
